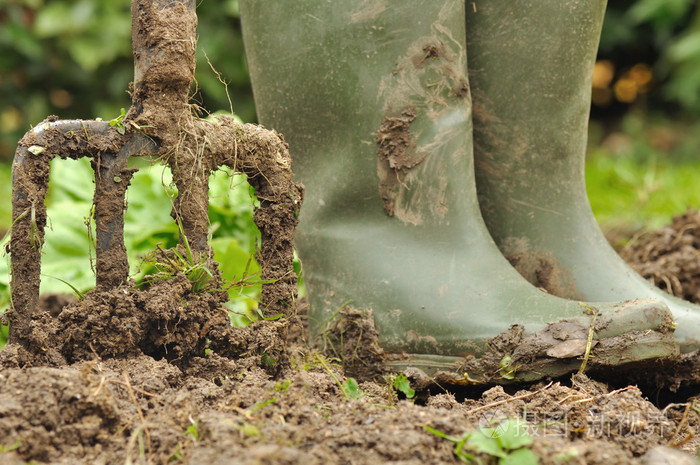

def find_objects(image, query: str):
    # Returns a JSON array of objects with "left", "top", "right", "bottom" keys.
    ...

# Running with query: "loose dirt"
[
  {"left": 618, "top": 210, "right": 700, "bottom": 305},
  {"left": 5, "top": 202, "right": 700, "bottom": 464},
  {"left": 4, "top": 208, "right": 700, "bottom": 464},
  {"left": 2, "top": 328, "right": 700, "bottom": 465}
]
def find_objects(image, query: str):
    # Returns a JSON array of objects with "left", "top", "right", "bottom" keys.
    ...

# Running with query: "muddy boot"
[
  {"left": 466, "top": 0, "right": 700, "bottom": 353},
  {"left": 239, "top": 0, "right": 678, "bottom": 382}
]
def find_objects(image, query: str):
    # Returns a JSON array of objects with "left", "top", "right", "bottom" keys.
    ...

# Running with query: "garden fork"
[{"left": 7, "top": 0, "right": 302, "bottom": 350}]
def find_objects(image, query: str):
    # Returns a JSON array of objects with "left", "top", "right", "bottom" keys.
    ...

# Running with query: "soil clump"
[
  {"left": 2, "top": 337, "right": 700, "bottom": 464},
  {"left": 4, "top": 212, "right": 700, "bottom": 464},
  {"left": 3, "top": 223, "right": 700, "bottom": 464},
  {"left": 618, "top": 209, "right": 700, "bottom": 305}
]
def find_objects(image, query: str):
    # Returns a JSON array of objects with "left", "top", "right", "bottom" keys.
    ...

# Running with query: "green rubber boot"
[
  {"left": 239, "top": 0, "right": 678, "bottom": 382},
  {"left": 466, "top": 0, "right": 700, "bottom": 353}
]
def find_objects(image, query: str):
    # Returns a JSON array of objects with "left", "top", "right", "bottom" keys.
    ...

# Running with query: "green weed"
[
  {"left": 261, "top": 352, "right": 276, "bottom": 368},
  {"left": 342, "top": 377, "right": 362, "bottom": 400},
  {"left": 0, "top": 438, "right": 21, "bottom": 452},
  {"left": 316, "top": 405, "right": 332, "bottom": 418},
  {"left": 315, "top": 352, "right": 362, "bottom": 400},
  {"left": 0, "top": 155, "right": 270, "bottom": 346},
  {"left": 41, "top": 274, "right": 85, "bottom": 301},
  {"left": 109, "top": 107, "right": 127, "bottom": 135},
  {"left": 249, "top": 397, "right": 278, "bottom": 414},
  {"left": 168, "top": 445, "right": 184, "bottom": 462},
  {"left": 273, "top": 379, "right": 291, "bottom": 392},
  {"left": 185, "top": 419, "right": 199, "bottom": 442},
  {"left": 498, "top": 355, "right": 516, "bottom": 380},
  {"left": 425, "top": 419, "right": 539, "bottom": 465},
  {"left": 139, "top": 242, "right": 213, "bottom": 293},
  {"left": 168, "top": 418, "right": 200, "bottom": 463},
  {"left": 388, "top": 374, "right": 415, "bottom": 403}
]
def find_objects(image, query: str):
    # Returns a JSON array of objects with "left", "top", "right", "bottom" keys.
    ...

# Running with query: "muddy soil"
[
  {"left": 617, "top": 210, "right": 700, "bottom": 306},
  {"left": 4, "top": 211, "right": 700, "bottom": 464},
  {"left": 1, "top": 329, "right": 700, "bottom": 465}
]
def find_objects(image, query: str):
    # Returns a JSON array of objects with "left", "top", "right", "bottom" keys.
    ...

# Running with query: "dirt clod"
[
  {"left": 375, "top": 107, "right": 423, "bottom": 217},
  {"left": 320, "top": 306, "right": 386, "bottom": 381},
  {"left": 618, "top": 210, "right": 700, "bottom": 304},
  {"left": 2, "top": 349, "right": 699, "bottom": 465}
]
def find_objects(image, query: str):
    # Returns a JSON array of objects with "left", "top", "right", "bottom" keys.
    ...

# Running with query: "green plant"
[
  {"left": 41, "top": 274, "right": 86, "bottom": 301},
  {"left": 341, "top": 377, "right": 362, "bottom": 400},
  {"left": 108, "top": 107, "right": 127, "bottom": 134},
  {"left": 168, "top": 445, "right": 184, "bottom": 462},
  {"left": 168, "top": 418, "right": 200, "bottom": 463},
  {"left": 249, "top": 397, "right": 278, "bottom": 414},
  {"left": 273, "top": 379, "right": 291, "bottom": 392},
  {"left": 498, "top": 355, "right": 516, "bottom": 380},
  {"left": 425, "top": 419, "right": 539, "bottom": 465},
  {"left": 0, "top": 438, "right": 21, "bottom": 452},
  {"left": 139, "top": 242, "right": 213, "bottom": 293},
  {"left": 390, "top": 374, "right": 415, "bottom": 400},
  {"left": 261, "top": 352, "right": 276, "bottom": 369},
  {"left": 315, "top": 353, "right": 362, "bottom": 400},
  {"left": 185, "top": 419, "right": 199, "bottom": 443}
]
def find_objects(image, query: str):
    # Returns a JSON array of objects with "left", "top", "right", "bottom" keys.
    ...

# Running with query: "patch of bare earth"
[
  {"left": 2, "top": 336, "right": 699, "bottom": 465},
  {"left": 2, "top": 286, "right": 700, "bottom": 463},
  {"left": 4, "top": 209, "right": 700, "bottom": 463},
  {"left": 618, "top": 210, "right": 700, "bottom": 304}
]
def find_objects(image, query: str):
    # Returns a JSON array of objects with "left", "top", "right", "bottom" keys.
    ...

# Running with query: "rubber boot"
[
  {"left": 466, "top": 0, "right": 700, "bottom": 352},
  {"left": 239, "top": 0, "right": 678, "bottom": 382}
]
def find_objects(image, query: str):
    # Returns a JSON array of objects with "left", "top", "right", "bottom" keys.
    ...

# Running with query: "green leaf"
[
  {"left": 185, "top": 421, "right": 199, "bottom": 442},
  {"left": 500, "top": 448, "right": 539, "bottom": 465},
  {"left": 0, "top": 438, "right": 22, "bottom": 453},
  {"left": 496, "top": 419, "right": 533, "bottom": 450},
  {"left": 467, "top": 429, "right": 507, "bottom": 459},
  {"left": 261, "top": 352, "right": 276, "bottom": 368},
  {"left": 41, "top": 274, "right": 84, "bottom": 300},
  {"left": 393, "top": 374, "right": 415, "bottom": 398},
  {"left": 422, "top": 425, "right": 462, "bottom": 442},
  {"left": 342, "top": 377, "right": 362, "bottom": 399},
  {"left": 212, "top": 238, "right": 260, "bottom": 292},
  {"left": 498, "top": 354, "right": 515, "bottom": 380},
  {"left": 255, "top": 308, "right": 284, "bottom": 321}
]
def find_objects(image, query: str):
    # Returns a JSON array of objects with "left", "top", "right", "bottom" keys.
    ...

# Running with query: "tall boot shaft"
[
  {"left": 242, "top": 1, "right": 476, "bottom": 232},
  {"left": 240, "top": 0, "right": 678, "bottom": 378},
  {"left": 468, "top": 0, "right": 606, "bottom": 239},
  {"left": 466, "top": 0, "right": 700, "bottom": 351}
]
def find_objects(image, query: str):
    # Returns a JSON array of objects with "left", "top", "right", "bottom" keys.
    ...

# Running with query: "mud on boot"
[{"left": 240, "top": 0, "right": 679, "bottom": 383}]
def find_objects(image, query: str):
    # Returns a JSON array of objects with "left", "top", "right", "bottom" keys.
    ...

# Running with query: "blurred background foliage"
[
  {"left": 594, "top": 0, "right": 700, "bottom": 112},
  {"left": 1, "top": 0, "right": 699, "bottom": 160},
  {"left": 587, "top": 0, "right": 700, "bottom": 235},
  {"left": 0, "top": 0, "right": 253, "bottom": 160},
  {"left": 0, "top": 0, "right": 700, "bottom": 341}
]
